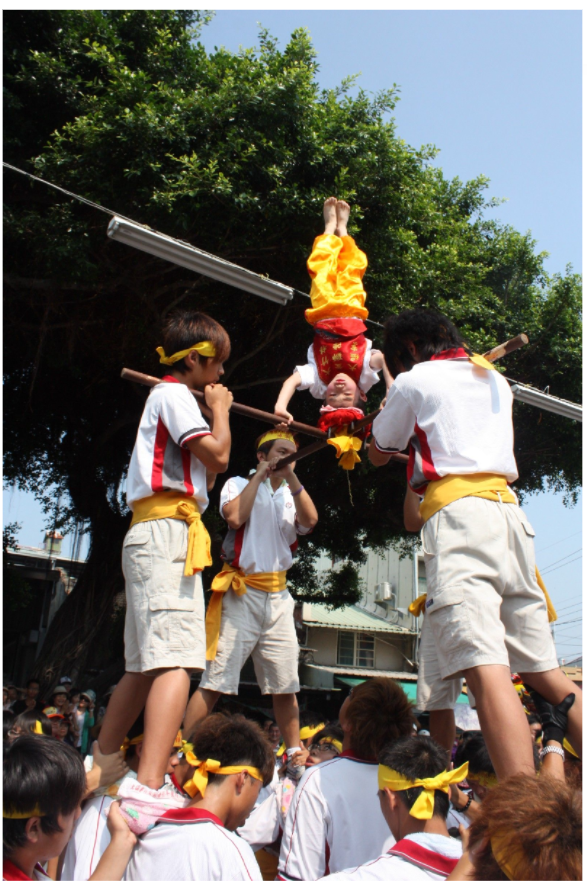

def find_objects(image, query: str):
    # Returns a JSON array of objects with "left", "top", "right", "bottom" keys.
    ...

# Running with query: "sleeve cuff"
[
  {"left": 373, "top": 438, "right": 400, "bottom": 454},
  {"left": 179, "top": 429, "right": 212, "bottom": 448}
]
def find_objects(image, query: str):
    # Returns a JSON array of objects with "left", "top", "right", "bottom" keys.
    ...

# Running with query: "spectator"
[
  {"left": 268, "top": 723, "right": 281, "bottom": 754},
  {"left": 59, "top": 676, "right": 73, "bottom": 696},
  {"left": 11, "top": 679, "right": 43, "bottom": 716},
  {"left": 6, "top": 683, "right": 19, "bottom": 709},
  {"left": 447, "top": 774, "right": 581, "bottom": 881},
  {"left": 43, "top": 685, "right": 69, "bottom": 716},
  {"left": 77, "top": 691, "right": 97, "bottom": 757}
]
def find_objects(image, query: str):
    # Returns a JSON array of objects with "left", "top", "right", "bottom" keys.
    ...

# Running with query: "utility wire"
[
  {"left": 541, "top": 554, "right": 582, "bottom": 577},
  {"left": 536, "top": 530, "right": 582, "bottom": 555},
  {"left": 539, "top": 548, "right": 582, "bottom": 572}
]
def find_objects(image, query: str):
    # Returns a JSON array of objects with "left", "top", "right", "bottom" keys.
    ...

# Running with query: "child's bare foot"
[
  {"left": 323, "top": 196, "right": 338, "bottom": 234},
  {"left": 336, "top": 200, "right": 350, "bottom": 237}
]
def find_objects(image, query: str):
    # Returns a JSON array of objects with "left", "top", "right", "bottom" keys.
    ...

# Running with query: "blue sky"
[{"left": 3, "top": 10, "right": 581, "bottom": 661}]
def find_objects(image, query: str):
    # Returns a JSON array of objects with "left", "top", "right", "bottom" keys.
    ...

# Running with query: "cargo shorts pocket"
[
  {"left": 425, "top": 585, "right": 472, "bottom": 648},
  {"left": 122, "top": 527, "right": 152, "bottom": 582},
  {"left": 149, "top": 595, "right": 196, "bottom": 651}
]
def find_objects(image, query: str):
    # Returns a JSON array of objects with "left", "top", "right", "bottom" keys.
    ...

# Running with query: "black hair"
[
  {"left": 459, "top": 734, "right": 495, "bottom": 776},
  {"left": 186, "top": 713, "right": 275, "bottom": 788},
  {"left": 382, "top": 308, "right": 471, "bottom": 377},
  {"left": 527, "top": 713, "right": 542, "bottom": 726},
  {"left": 13, "top": 710, "right": 52, "bottom": 737},
  {"left": 3, "top": 711, "right": 16, "bottom": 742},
  {"left": 299, "top": 710, "right": 327, "bottom": 730},
  {"left": 160, "top": 309, "right": 231, "bottom": 374},
  {"left": 379, "top": 735, "right": 451, "bottom": 820},
  {"left": 3, "top": 735, "right": 86, "bottom": 851},
  {"left": 26, "top": 678, "right": 40, "bottom": 689},
  {"left": 310, "top": 724, "right": 344, "bottom": 747}
]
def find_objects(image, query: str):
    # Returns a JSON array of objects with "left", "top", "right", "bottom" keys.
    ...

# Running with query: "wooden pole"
[
  {"left": 483, "top": 333, "right": 528, "bottom": 363},
  {"left": 121, "top": 368, "right": 327, "bottom": 440}
]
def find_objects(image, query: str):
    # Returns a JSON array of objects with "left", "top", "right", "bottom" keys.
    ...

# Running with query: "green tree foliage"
[{"left": 3, "top": 11, "right": 581, "bottom": 678}]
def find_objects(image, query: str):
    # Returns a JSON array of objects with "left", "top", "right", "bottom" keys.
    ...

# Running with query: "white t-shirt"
[
  {"left": 278, "top": 753, "right": 394, "bottom": 881},
  {"left": 296, "top": 339, "right": 380, "bottom": 399},
  {"left": 124, "top": 808, "right": 263, "bottom": 881},
  {"left": 318, "top": 832, "right": 463, "bottom": 881},
  {"left": 61, "top": 795, "right": 114, "bottom": 880},
  {"left": 219, "top": 474, "right": 312, "bottom": 575},
  {"left": 372, "top": 356, "right": 518, "bottom": 491},
  {"left": 126, "top": 377, "right": 211, "bottom": 510}
]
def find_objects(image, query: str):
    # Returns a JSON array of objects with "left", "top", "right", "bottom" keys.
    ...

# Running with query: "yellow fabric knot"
[
  {"left": 120, "top": 734, "right": 144, "bottom": 752},
  {"left": 300, "top": 723, "right": 326, "bottom": 741},
  {"left": 327, "top": 426, "right": 362, "bottom": 470},
  {"left": 206, "top": 564, "right": 287, "bottom": 660},
  {"left": 408, "top": 593, "right": 427, "bottom": 618},
  {"left": 156, "top": 341, "right": 216, "bottom": 365},
  {"left": 32, "top": 720, "right": 43, "bottom": 735},
  {"left": 130, "top": 492, "right": 212, "bottom": 576},
  {"left": 181, "top": 753, "right": 264, "bottom": 799},
  {"left": 378, "top": 762, "right": 469, "bottom": 820}
]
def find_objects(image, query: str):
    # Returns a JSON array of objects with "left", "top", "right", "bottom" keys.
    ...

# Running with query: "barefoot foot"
[
  {"left": 336, "top": 200, "right": 350, "bottom": 238},
  {"left": 323, "top": 196, "right": 338, "bottom": 234}
]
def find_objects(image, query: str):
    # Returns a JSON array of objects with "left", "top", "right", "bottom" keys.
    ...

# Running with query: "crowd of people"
[{"left": 3, "top": 198, "right": 582, "bottom": 880}]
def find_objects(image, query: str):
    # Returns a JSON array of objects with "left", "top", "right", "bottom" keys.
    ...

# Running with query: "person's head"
[
  {"left": 262, "top": 719, "right": 274, "bottom": 735},
  {"left": 59, "top": 677, "right": 73, "bottom": 692},
  {"left": 43, "top": 709, "right": 66, "bottom": 740},
  {"left": 383, "top": 308, "right": 470, "bottom": 377},
  {"left": 7, "top": 684, "right": 18, "bottom": 702},
  {"left": 50, "top": 686, "right": 68, "bottom": 710},
  {"left": 527, "top": 713, "right": 542, "bottom": 744},
  {"left": 181, "top": 714, "right": 275, "bottom": 830},
  {"left": 159, "top": 309, "right": 231, "bottom": 387},
  {"left": 307, "top": 724, "right": 344, "bottom": 765},
  {"left": 298, "top": 711, "right": 327, "bottom": 750},
  {"left": 24, "top": 679, "right": 40, "bottom": 701},
  {"left": 458, "top": 735, "right": 497, "bottom": 802},
  {"left": 267, "top": 724, "right": 281, "bottom": 746},
  {"left": 12, "top": 711, "right": 52, "bottom": 739},
  {"left": 377, "top": 735, "right": 453, "bottom": 841},
  {"left": 339, "top": 678, "right": 413, "bottom": 761},
  {"left": 3, "top": 735, "right": 86, "bottom": 863},
  {"left": 468, "top": 774, "right": 581, "bottom": 880},
  {"left": 324, "top": 373, "right": 367, "bottom": 410},
  {"left": 256, "top": 431, "right": 299, "bottom": 480},
  {"left": 68, "top": 689, "right": 81, "bottom": 708}
]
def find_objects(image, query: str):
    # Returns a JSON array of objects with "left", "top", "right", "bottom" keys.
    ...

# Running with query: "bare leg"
[
  {"left": 323, "top": 196, "right": 338, "bottom": 235},
  {"left": 136, "top": 668, "right": 191, "bottom": 788},
  {"left": 183, "top": 686, "right": 221, "bottom": 738},
  {"left": 98, "top": 672, "right": 154, "bottom": 754},
  {"left": 520, "top": 667, "right": 582, "bottom": 756},
  {"left": 272, "top": 693, "right": 300, "bottom": 749},
  {"left": 336, "top": 200, "right": 350, "bottom": 238},
  {"left": 463, "top": 664, "right": 535, "bottom": 779},
  {"left": 429, "top": 709, "right": 456, "bottom": 760}
]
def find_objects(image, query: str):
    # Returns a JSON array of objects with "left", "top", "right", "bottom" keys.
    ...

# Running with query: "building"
[{"left": 3, "top": 532, "right": 86, "bottom": 686}]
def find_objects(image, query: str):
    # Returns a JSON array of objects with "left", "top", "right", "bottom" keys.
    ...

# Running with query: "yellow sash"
[
  {"left": 206, "top": 564, "right": 287, "bottom": 660},
  {"left": 408, "top": 593, "right": 428, "bottom": 618},
  {"left": 420, "top": 473, "right": 517, "bottom": 523},
  {"left": 130, "top": 491, "right": 212, "bottom": 576}
]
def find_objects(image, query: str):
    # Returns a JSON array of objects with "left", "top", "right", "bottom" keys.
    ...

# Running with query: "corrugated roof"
[{"left": 302, "top": 603, "right": 416, "bottom": 635}]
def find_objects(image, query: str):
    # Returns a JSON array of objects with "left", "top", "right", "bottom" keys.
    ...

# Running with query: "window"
[
  {"left": 417, "top": 558, "right": 427, "bottom": 597},
  {"left": 337, "top": 631, "right": 375, "bottom": 667}
]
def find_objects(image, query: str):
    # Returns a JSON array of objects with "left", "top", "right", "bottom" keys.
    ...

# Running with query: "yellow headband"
[
  {"left": 257, "top": 430, "right": 298, "bottom": 450},
  {"left": 3, "top": 805, "right": 44, "bottom": 819},
  {"left": 300, "top": 724, "right": 326, "bottom": 741},
  {"left": 120, "top": 733, "right": 144, "bottom": 752},
  {"left": 491, "top": 830, "right": 526, "bottom": 881},
  {"left": 180, "top": 743, "right": 263, "bottom": 798},
  {"left": 468, "top": 770, "right": 498, "bottom": 788},
  {"left": 156, "top": 342, "right": 216, "bottom": 365},
  {"left": 378, "top": 762, "right": 469, "bottom": 819},
  {"left": 317, "top": 737, "right": 343, "bottom": 753}
]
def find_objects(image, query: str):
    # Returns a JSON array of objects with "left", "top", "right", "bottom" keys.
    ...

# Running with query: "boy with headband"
[
  {"left": 184, "top": 429, "right": 318, "bottom": 778},
  {"left": 319, "top": 735, "right": 464, "bottom": 881},
  {"left": 97, "top": 309, "right": 233, "bottom": 833}
]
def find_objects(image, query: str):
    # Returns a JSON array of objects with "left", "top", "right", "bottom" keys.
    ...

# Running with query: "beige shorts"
[
  {"left": 421, "top": 497, "right": 558, "bottom": 681},
  {"left": 199, "top": 586, "right": 300, "bottom": 695},
  {"left": 416, "top": 613, "right": 463, "bottom": 711},
  {"left": 123, "top": 518, "right": 206, "bottom": 674}
]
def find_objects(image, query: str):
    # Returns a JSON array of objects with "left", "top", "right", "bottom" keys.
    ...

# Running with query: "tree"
[{"left": 3, "top": 11, "right": 581, "bottom": 684}]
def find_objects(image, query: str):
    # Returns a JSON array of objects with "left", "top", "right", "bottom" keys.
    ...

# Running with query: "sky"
[{"left": 3, "top": 9, "right": 582, "bottom": 661}]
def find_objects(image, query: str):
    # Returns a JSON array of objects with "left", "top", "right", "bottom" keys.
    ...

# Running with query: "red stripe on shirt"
[
  {"left": 151, "top": 416, "right": 170, "bottom": 492},
  {"left": 413, "top": 423, "right": 441, "bottom": 482},
  {"left": 158, "top": 807, "right": 224, "bottom": 827},
  {"left": 388, "top": 838, "right": 460, "bottom": 875}
]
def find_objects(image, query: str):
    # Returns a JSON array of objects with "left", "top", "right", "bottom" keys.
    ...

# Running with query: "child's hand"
[
  {"left": 274, "top": 403, "right": 294, "bottom": 424},
  {"left": 106, "top": 801, "right": 137, "bottom": 848},
  {"left": 204, "top": 383, "right": 233, "bottom": 411}
]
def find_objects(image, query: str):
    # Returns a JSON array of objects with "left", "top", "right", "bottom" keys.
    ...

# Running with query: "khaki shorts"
[
  {"left": 199, "top": 586, "right": 300, "bottom": 695},
  {"left": 123, "top": 518, "right": 206, "bottom": 674},
  {"left": 421, "top": 497, "right": 558, "bottom": 681},
  {"left": 416, "top": 612, "right": 463, "bottom": 711}
]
